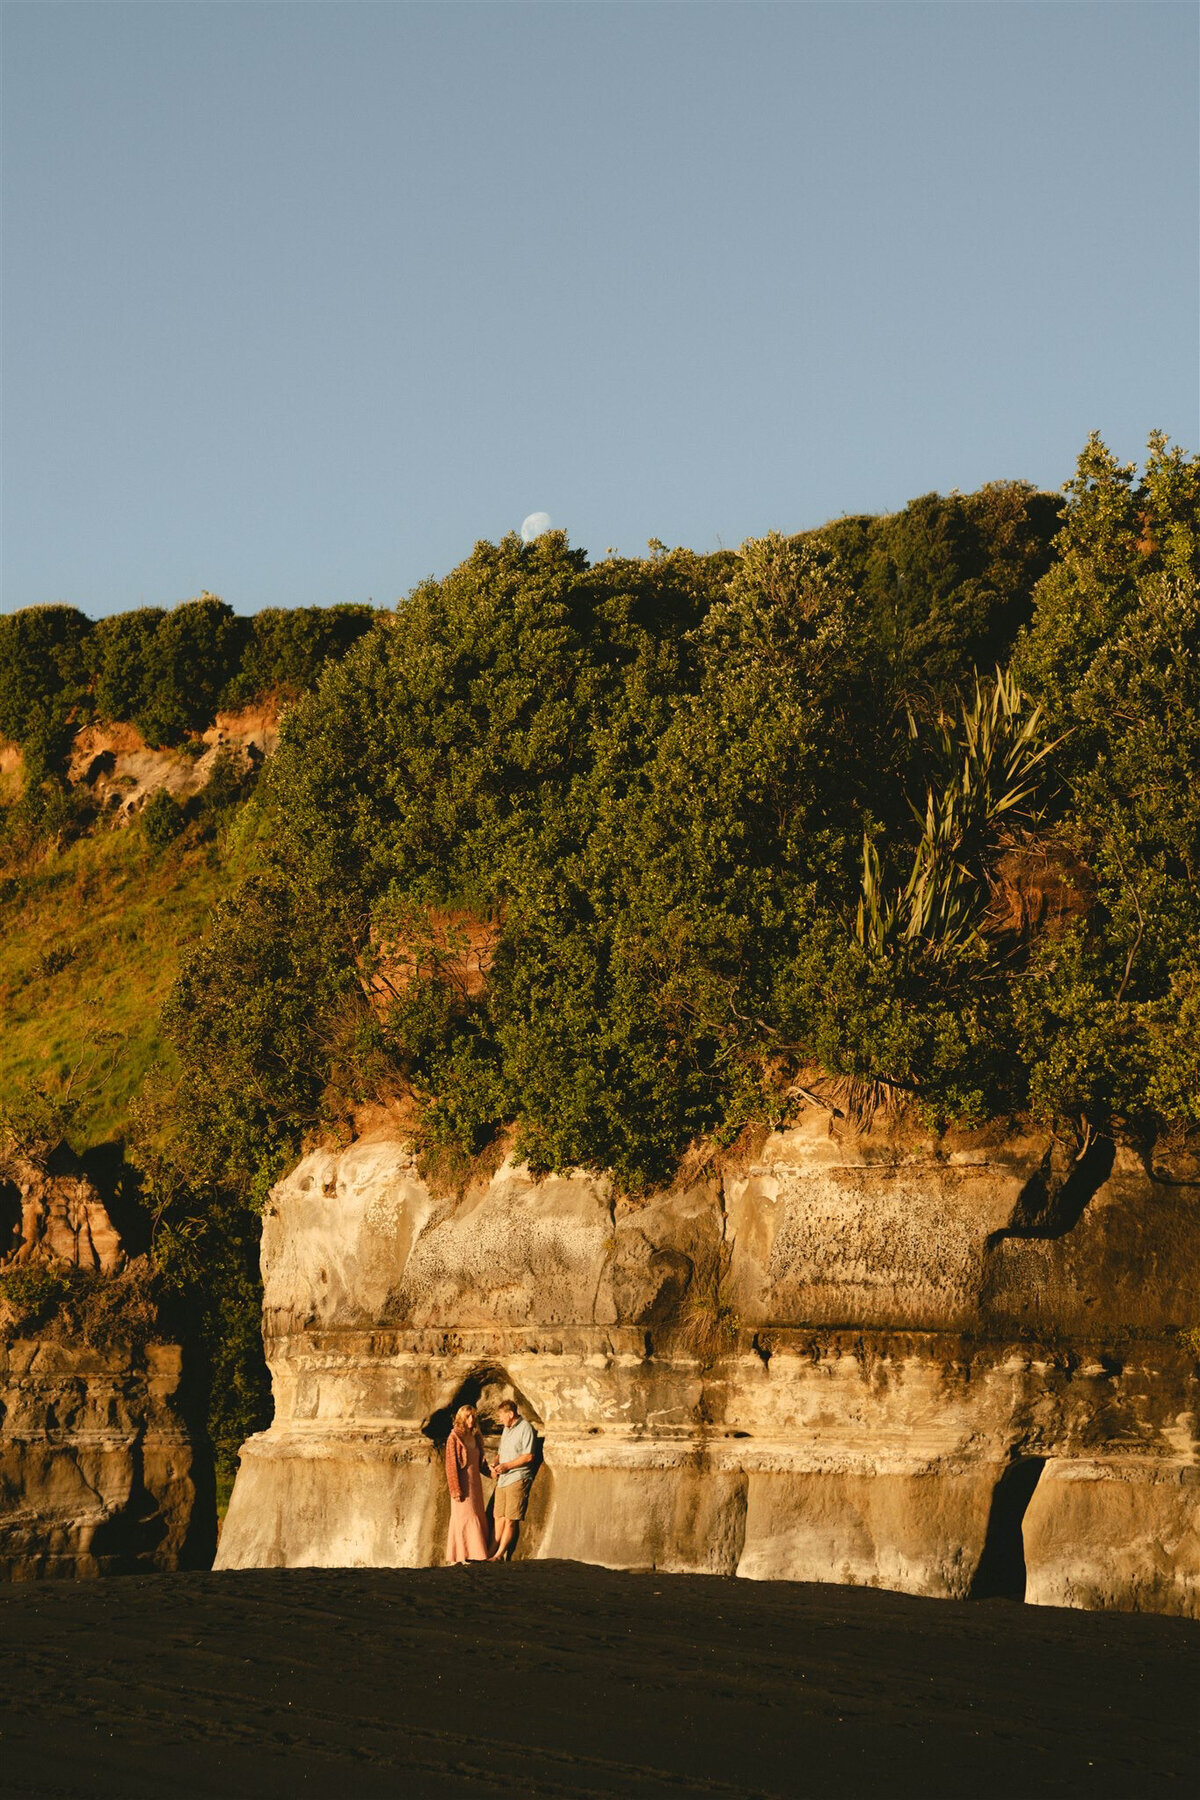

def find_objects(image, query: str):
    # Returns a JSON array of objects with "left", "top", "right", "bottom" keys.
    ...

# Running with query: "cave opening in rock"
[
  {"left": 969, "top": 1456, "right": 1046, "bottom": 1601},
  {"left": 421, "top": 1365, "right": 544, "bottom": 1448}
]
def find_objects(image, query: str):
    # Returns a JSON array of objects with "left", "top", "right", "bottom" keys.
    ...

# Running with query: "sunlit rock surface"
[
  {"left": 217, "top": 1113, "right": 1199, "bottom": 1614},
  {"left": 2, "top": 703, "right": 280, "bottom": 821},
  {"left": 63, "top": 702, "right": 279, "bottom": 818},
  {"left": 0, "top": 1158, "right": 210, "bottom": 1579},
  {"left": 0, "top": 1152, "right": 124, "bottom": 1275},
  {"left": 0, "top": 1339, "right": 211, "bottom": 1578}
]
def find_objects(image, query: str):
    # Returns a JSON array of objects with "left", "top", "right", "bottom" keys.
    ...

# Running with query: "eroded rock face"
[
  {"left": 0, "top": 1339, "right": 212, "bottom": 1579},
  {"left": 0, "top": 1155, "right": 209, "bottom": 1578},
  {"left": 0, "top": 1153, "right": 123, "bottom": 1275},
  {"left": 64, "top": 703, "right": 279, "bottom": 818},
  {"left": 217, "top": 1114, "right": 1200, "bottom": 1615},
  {"left": 2, "top": 705, "right": 280, "bottom": 820}
]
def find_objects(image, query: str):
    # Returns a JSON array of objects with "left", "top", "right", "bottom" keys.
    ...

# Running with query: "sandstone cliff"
[
  {"left": 217, "top": 1110, "right": 1199, "bottom": 1614},
  {"left": 0, "top": 703, "right": 278, "bottom": 824},
  {"left": 0, "top": 1337, "right": 210, "bottom": 1578},
  {"left": 0, "top": 1155, "right": 210, "bottom": 1578},
  {"left": 65, "top": 703, "right": 279, "bottom": 818},
  {"left": 1, "top": 1151, "right": 125, "bottom": 1274}
]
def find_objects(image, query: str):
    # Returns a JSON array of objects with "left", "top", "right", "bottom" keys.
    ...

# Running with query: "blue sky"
[{"left": 2, "top": 1, "right": 1196, "bottom": 618}]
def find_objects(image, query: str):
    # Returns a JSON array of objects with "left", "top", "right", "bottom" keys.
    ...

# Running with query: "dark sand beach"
[{"left": 1, "top": 1562, "right": 1195, "bottom": 1799}]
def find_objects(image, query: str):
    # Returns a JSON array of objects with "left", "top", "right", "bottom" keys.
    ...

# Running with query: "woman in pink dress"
[{"left": 444, "top": 1403, "right": 493, "bottom": 1563}]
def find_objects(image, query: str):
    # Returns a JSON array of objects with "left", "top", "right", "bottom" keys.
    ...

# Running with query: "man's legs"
[
  {"left": 491, "top": 1517, "right": 518, "bottom": 1561},
  {"left": 490, "top": 1481, "right": 529, "bottom": 1559}
]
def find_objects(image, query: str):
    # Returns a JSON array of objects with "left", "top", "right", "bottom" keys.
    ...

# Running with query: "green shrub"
[
  {"left": 1010, "top": 432, "right": 1200, "bottom": 1131},
  {"left": 91, "top": 607, "right": 167, "bottom": 730},
  {"left": 812, "top": 482, "right": 1061, "bottom": 715},
  {"left": 0, "top": 605, "right": 94, "bottom": 789},
  {"left": 0, "top": 604, "right": 93, "bottom": 747},
  {"left": 0, "top": 1259, "right": 162, "bottom": 1350},
  {"left": 0, "top": 1262, "right": 76, "bottom": 1336},
  {"left": 223, "top": 604, "right": 379, "bottom": 705},
  {"left": 134, "top": 595, "right": 247, "bottom": 746},
  {"left": 193, "top": 746, "right": 254, "bottom": 825},
  {"left": 142, "top": 788, "right": 186, "bottom": 849}
]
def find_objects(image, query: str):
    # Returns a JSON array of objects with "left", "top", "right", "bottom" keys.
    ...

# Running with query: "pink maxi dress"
[{"left": 444, "top": 1427, "right": 491, "bottom": 1563}]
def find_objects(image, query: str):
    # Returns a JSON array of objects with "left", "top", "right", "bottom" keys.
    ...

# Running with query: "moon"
[{"left": 521, "top": 511, "right": 552, "bottom": 543}]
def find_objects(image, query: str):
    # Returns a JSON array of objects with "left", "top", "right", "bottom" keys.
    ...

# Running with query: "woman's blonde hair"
[{"left": 452, "top": 1404, "right": 478, "bottom": 1434}]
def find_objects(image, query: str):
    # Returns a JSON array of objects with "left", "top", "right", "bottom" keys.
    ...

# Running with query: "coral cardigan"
[{"left": 444, "top": 1429, "right": 477, "bottom": 1500}]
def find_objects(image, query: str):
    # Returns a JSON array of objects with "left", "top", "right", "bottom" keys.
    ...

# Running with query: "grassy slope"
[{"left": 0, "top": 822, "right": 238, "bottom": 1149}]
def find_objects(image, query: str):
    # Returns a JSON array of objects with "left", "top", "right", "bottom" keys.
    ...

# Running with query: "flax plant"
[{"left": 856, "top": 668, "right": 1057, "bottom": 966}]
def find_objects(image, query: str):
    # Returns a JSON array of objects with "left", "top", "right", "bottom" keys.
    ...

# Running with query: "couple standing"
[{"left": 444, "top": 1397, "right": 535, "bottom": 1564}]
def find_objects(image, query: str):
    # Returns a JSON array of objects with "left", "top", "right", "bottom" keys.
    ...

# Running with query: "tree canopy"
[
  {"left": 0, "top": 596, "right": 380, "bottom": 761},
  {"left": 164, "top": 438, "right": 1199, "bottom": 1201}
]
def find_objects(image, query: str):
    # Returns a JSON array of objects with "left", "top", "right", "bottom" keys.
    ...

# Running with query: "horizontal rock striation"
[
  {"left": 217, "top": 1114, "right": 1200, "bottom": 1614},
  {"left": 0, "top": 1339, "right": 211, "bottom": 1579},
  {"left": 1, "top": 1153, "right": 211, "bottom": 1579}
]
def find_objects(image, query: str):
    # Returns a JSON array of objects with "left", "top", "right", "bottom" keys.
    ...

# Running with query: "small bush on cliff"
[
  {"left": 142, "top": 789, "right": 186, "bottom": 850},
  {"left": 0, "top": 605, "right": 95, "bottom": 837},
  {"left": 0, "top": 605, "right": 94, "bottom": 777},
  {"left": 91, "top": 607, "right": 169, "bottom": 735},
  {"left": 124, "top": 596, "right": 246, "bottom": 746},
  {"left": 0, "top": 1264, "right": 73, "bottom": 1337},
  {"left": 812, "top": 481, "right": 1062, "bottom": 716},
  {"left": 0, "top": 1259, "right": 163, "bottom": 1351}
]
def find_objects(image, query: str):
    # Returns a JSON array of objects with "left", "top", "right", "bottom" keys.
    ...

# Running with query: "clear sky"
[{"left": 2, "top": 1, "right": 1197, "bottom": 618}]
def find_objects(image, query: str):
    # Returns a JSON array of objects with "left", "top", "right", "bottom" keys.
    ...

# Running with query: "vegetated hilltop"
[
  {"left": 0, "top": 600, "right": 381, "bottom": 1488},
  {"left": 3, "top": 432, "right": 1197, "bottom": 1495},
  {"left": 0, "top": 598, "right": 382, "bottom": 1144},
  {"left": 174, "top": 433, "right": 1198, "bottom": 1193}
]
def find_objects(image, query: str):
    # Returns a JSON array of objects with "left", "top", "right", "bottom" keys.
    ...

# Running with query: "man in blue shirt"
[{"left": 490, "top": 1397, "right": 535, "bottom": 1561}]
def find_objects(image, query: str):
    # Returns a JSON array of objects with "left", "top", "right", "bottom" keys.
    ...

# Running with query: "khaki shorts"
[{"left": 494, "top": 1479, "right": 531, "bottom": 1521}]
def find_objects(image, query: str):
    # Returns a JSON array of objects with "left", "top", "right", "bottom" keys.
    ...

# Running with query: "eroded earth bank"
[{"left": 217, "top": 1110, "right": 1199, "bottom": 1614}]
